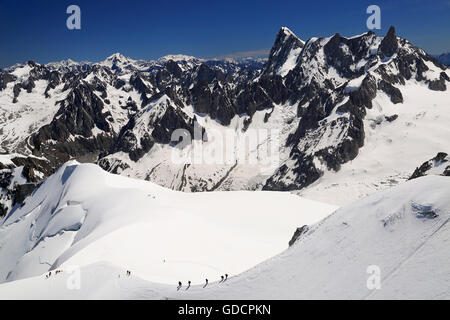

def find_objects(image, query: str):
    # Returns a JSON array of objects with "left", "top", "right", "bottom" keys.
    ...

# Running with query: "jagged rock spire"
[{"left": 379, "top": 26, "right": 398, "bottom": 57}]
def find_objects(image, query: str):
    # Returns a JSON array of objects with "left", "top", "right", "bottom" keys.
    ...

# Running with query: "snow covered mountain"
[
  {"left": 0, "top": 162, "right": 448, "bottom": 299},
  {"left": 435, "top": 52, "right": 450, "bottom": 66},
  {"left": 0, "top": 26, "right": 449, "bottom": 299},
  {"left": 183, "top": 174, "right": 450, "bottom": 300},
  {"left": 260, "top": 27, "right": 305, "bottom": 77},
  {"left": 1, "top": 26, "right": 448, "bottom": 202},
  {"left": 409, "top": 152, "right": 450, "bottom": 180}
]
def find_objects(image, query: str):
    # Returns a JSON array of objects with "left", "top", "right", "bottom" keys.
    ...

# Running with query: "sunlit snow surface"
[{"left": 0, "top": 162, "right": 336, "bottom": 287}]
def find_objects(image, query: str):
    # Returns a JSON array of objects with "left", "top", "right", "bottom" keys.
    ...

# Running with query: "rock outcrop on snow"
[
  {"left": 410, "top": 152, "right": 450, "bottom": 180},
  {"left": 435, "top": 52, "right": 450, "bottom": 66}
]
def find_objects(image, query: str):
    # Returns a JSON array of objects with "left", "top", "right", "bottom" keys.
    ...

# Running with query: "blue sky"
[{"left": 0, "top": 0, "right": 449, "bottom": 67}]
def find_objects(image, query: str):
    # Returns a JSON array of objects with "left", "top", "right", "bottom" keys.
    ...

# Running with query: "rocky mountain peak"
[{"left": 261, "top": 27, "right": 305, "bottom": 77}]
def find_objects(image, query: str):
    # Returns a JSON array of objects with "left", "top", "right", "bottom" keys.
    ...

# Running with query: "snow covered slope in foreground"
[
  {"left": 298, "top": 83, "right": 450, "bottom": 206},
  {"left": 0, "top": 174, "right": 448, "bottom": 299},
  {"left": 0, "top": 162, "right": 335, "bottom": 286},
  {"left": 183, "top": 175, "right": 450, "bottom": 300}
]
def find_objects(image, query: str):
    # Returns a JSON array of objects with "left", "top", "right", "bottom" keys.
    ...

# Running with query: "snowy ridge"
[
  {"left": 0, "top": 162, "right": 336, "bottom": 285},
  {"left": 297, "top": 83, "right": 450, "bottom": 206},
  {"left": 182, "top": 175, "right": 450, "bottom": 300}
]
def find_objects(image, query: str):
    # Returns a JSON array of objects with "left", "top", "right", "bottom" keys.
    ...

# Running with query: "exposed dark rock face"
[
  {"left": 435, "top": 53, "right": 450, "bottom": 66},
  {"left": 348, "top": 75, "right": 378, "bottom": 112},
  {"left": 412, "top": 203, "right": 439, "bottom": 220},
  {"left": 12, "top": 78, "right": 35, "bottom": 103},
  {"left": 262, "top": 26, "right": 448, "bottom": 191},
  {"left": 9, "top": 157, "right": 53, "bottom": 179},
  {"left": 31, "top": 81, "right": 117, "bottom": 166},
  {"left": 12, "top": 184, "right": 37, "bottom": 206},
  {"left": 410, "top": 153, "right": 450, "bottom": 180},
  {"left": 113, "top": 119, "right": 154, "bottom": 163},
  {"left": 130, "top": 73, "right": 153, "bottom": 105},
  {"left": 189, "top": 66, "right": 236, "bottom": 126},
  {"left": 261, "top": 27, "right": 304, "bottom": 77},
  {"left": 428, "top": 73, "right": 447, "bottom": 91},
  {"left": 0, "top": 204, "right": 6, "bottom": 217},
  {"left": 152, "top": 106, "right": 197, "bottom": 144},
  {"left": 378, "top": 80, "right": 403, "bottom": 104},
  {"left": 112, "top": 95, "right": 206, "bottom": 162},
  {"left": 264, "top": 155, "right": 323, "bottom": 191},
  {"left": 324, "top": 32, "right": 378, "bottom": 79},
  {"left": 444, "top": 167, "right": 450, "bottom": 176},
  {"left": 385, "top": 114, "right": 398, "bottom": 122},
  {"left": 289, "top": 225, "right": 309, "bottom": 247}
]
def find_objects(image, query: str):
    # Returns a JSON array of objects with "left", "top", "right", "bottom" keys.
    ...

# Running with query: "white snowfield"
[
  {"left": 0, "top": 162, "right": 335, "bottom": 292},
  {"left": 0, "top": 165, "right": 449, "bottom": 299}
]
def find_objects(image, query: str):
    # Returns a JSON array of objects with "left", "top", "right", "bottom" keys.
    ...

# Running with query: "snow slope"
[
  {"left": 0, "top": 162, "right": 336, "bottom": 286},
  {"left": 102, "top": 98, "right": 299, "bottom": 192},
  {"left": 0, "top": 175, "right": 448, "bottom": 299}
]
